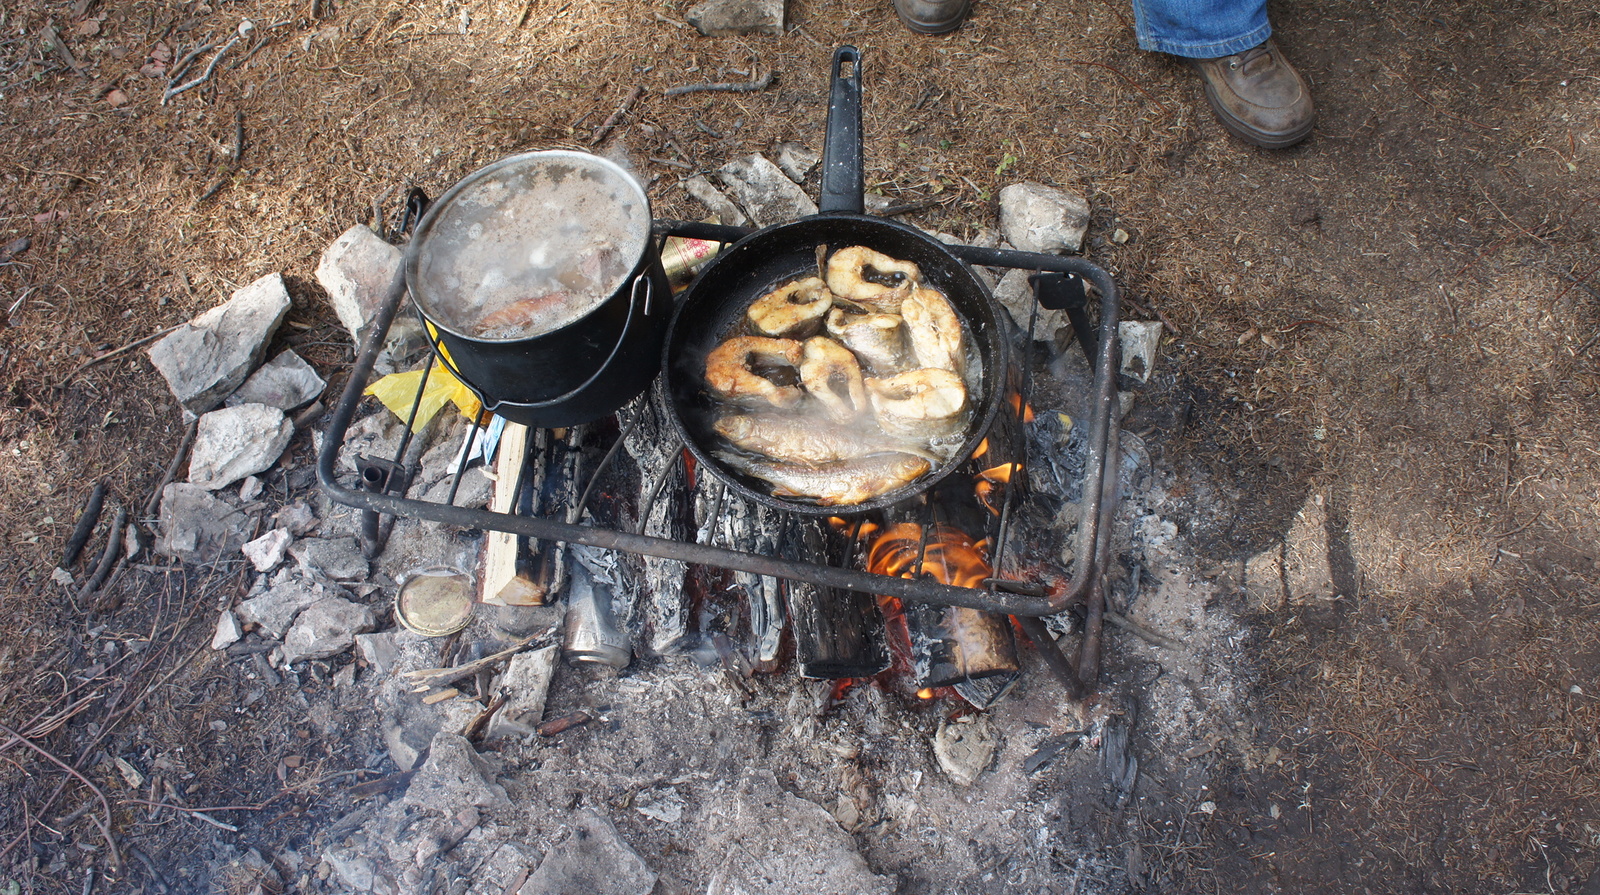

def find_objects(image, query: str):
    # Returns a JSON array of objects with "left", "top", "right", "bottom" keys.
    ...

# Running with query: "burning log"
[
  {"left": 621, "top": 397, "right": 693, "bottom": 655},
  {"left": 784, "top": 517, "right": 888, "bottom": 680},
  {"left": 866, "top": 523, "right": 1020, "bottom": 693},
  {"left": 717, "top": 497, "right": 787, "bottom": 670}
]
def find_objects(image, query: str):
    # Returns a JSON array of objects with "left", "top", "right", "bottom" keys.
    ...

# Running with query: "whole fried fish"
[
  {"left": 714, "top": 450, "right": 932, "bottom": 506},
  {"left": 715, "top": 413, "right": 938, "bottom": 464}
]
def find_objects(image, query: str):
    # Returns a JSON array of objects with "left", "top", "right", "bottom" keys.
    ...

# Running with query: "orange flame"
[
  {"left": 916, "top": 688, "right": 936, "bottom": 700},
  {"left": 865, "top": 523, "right": 992, "bottom": 590},
  {"left": 979, "top": 462, "right": 1019, "bottom": 484},
  {"left": 1007, "top": 393, "right": 1036, "bottom": 423},
  {"left": 970, "top": 437, "right": 990, "bottom": 461}
]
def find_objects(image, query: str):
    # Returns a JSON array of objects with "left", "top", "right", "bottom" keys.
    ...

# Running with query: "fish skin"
[{"left": 714, "top": 450, "right": 932, "bottom": 506}]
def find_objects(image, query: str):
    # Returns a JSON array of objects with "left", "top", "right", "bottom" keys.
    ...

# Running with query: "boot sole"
[{"left": 1197, "top": 75, "right": 1314, "bottom": 149}]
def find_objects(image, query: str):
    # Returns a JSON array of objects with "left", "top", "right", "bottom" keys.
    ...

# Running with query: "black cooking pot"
[
  {"left": 662, "top": 47, "right": 1009, "bottom": 516},
  {"left": 406, "top": 151, "right": 671, "bottom": 429}
]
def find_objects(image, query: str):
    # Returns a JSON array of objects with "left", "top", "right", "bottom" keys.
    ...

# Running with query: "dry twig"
[
  {"left": 664, "top": 70, "right": 775, "bottom": 96},
  {"left": 591, "top": 85, "right": 646, "bottom": 144}
]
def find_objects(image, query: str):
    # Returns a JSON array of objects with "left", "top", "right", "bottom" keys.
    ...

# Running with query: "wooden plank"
[{"left": 479, "top": 421, "right": 544, "bottom": 606}]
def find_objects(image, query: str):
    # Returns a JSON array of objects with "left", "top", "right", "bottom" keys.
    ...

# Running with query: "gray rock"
[
  {"left": 289, "top": 536, "right": 370, "bottom": 581},
  {"left": 211, "top": 610, "right": 243, "bottom": 650},
  {"left": 684, "top": 0, "right": 783, "bottom": 36},
  {"left": 316, "top": 224, "right": 401, "bottom": 338},
  {"left": 774, "top": 142, "right": 818, "bottom": 184},
  {"left": 704, "top": 770, "right": 893, "bottom": 895},
  {"left": 998, "top": 182, "right": 1091, "bottom": 254},
  {"left": 236, "top": 577, "right": 327, "bottom": 639},
  {"left": 147, "top": 272, "right": 293, "bottom": 414},
  {"left": 237, "top": 475, "right": 263, "bottom": 502},
  {"left": 241, "top": 528, "right": 293, "bottom": 572},
  {"left": 932, "top": 716, "right": 997, "bottom": 786},
  {"left": 1284, "top": 492, "right": 1335, "bottom": 603},
  {"left": 188, "top": 403, "right": 295, "bottom": 491},
  {"left": 403, "top": 732, "right": 511, "bottom": 812},
  {"left": 520, "top": 809, "right": 655, "bottom": 895},
  {"left": 273, "top": 502, "right": 319, "bottom": 536},
  {"left": 683, "top": 175, "right": 749, "bottom": 227},
  {"left": 155, "top": 483, "right": 254, "bottom": 564},
  {"left": 355, "top": 632, "right": 400, "bottom": 674},
  {"left": 281, "top": 597, "right": 376, "bottom": 664},
  {"left": 322, "top": 850, "right": 375, "bottom": 892},
  {"left": 316, "top": 225, "right": 427, "bottom": 374},
  {"left": 226, "top": 350, "right": 326, "bottom": 411},
  {"left": 717, "top": 155, "right": 817, "bottom": 227}
]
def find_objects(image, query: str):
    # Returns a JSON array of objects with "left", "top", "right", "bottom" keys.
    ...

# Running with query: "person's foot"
[
  {"left": 1189, "top": 39, "right": 1314, "bottom": 148},
  {"left": 892, "top": 0, "right": 969, "bottom": 34}
]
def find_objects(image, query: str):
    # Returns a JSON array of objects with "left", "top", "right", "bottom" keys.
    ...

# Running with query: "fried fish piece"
[
  {"left": 715, "top": 450, "right": 933, "bottom": 506},
  {"left": 825, "top": 307, "right": 910, "bottom": 376},
  {"left": 866, "top": 368, "right": 969, "bottom": 438},
  {"left": 799, "top": 336, "right": 868, "bottom": 421},
  {"left": 714, "top": 413, "right": 936, "bottom": 464},
  {"left": 825, "top": 246, "right": 920, "bottom": 312},
  {"left": 901, "top": 285, "right": 965, "bottom": 375},
  {"left": 704, "top": 336, "right": 805, "bottom": 409},
  {"left": 747, "top": 275, "right": 834, "bottom": 339}
]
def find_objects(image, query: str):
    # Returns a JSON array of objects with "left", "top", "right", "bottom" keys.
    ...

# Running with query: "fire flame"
[
  {"left": 1008, "top": 393, "right": 1036, "bottom": 423},
  {"left": 865, "top": 523, "right": 992, "bottom": 590}
]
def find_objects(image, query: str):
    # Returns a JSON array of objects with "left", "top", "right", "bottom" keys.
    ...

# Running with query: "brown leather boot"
[
  {"left": 892, "top": 0, "right": 970, "bottom": 33},
  {"left": 1190, "top": 39, "right": 1314, "bottom": 149}
]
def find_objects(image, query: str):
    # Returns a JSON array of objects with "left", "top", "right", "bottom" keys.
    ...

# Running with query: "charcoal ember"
[
  {"left": 621, "top": 397, "right": 693, "bottom": 655},
  {"left": 783, "top": 517, "right": 888, "bottom": 680}
]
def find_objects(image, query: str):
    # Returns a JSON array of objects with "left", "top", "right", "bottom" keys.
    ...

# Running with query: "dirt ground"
[{"left": 2, "top": 0, "right": 1598, "bottom": 891}]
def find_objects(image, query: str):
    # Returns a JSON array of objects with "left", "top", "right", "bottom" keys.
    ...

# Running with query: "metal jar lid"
[{"left": 395, "top": 568, "right": 475, "bottom": 637}]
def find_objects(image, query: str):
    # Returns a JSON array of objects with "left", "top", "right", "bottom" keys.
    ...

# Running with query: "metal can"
[
  {"left": 660, "top": 236, "right": 723, "bottom": 291},
  {"left": 395, "top": 567, "right": 475, "bottom": 637}
]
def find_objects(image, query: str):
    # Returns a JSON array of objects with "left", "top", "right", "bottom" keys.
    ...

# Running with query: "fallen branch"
[
  {"left": 403, "top": 627, "right": 557, "bottom": 692},
  {"left": 58, "top": 324, "right": 182, "bottom": 389},
  {"left": 60, "top": 481, "right": 108, "bottom": 569},
  {"left": 1105, "top": 610, "right": 1179, "bottom": 650},
  {"left": 42, "top": 25, "right": 88, "bottom": 77},
  {"left": 77, "top": 505, "right": 125, "bottom": 605},
  {"left": 664, "top": 70, "right": 774, "bottom": 97},
  {"left": 142, "top": 418, "right": 199, "bottom": 518},
  {"left": 163, "top": 23, "right": 253, "bottom": 105},
  {"left": 590, "top": 85, "right": 645, "bottom": 145}
]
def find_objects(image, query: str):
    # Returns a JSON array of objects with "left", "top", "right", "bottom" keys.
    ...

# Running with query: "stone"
[
  {"left": 188, "top": 403, "right": 295, "bottom": 491},
  {"left": 485, "top": 645, "right": 558, "bottom": 739},
  {"left": 716, "top": 155, "right": 817, "bottom": 228},
  {"left": 238, "top": 475, "right": 263, "bottom": 502},
  {"left": 322, "top": 850, "right": 375, "bottom": 892},
  {"left": 155, "top": 483, "right": 254, "bottom": 564},
  {"left": 211, "top": 610, "right": 243, "bottom": 650},
  {"left": 932, "top": 716, "right": 997, "bottom": 786},
  {"left": 1285, "top": 492, "right": 1336, "bottom": 603},
  {"left": 773, "top": 142, "right": 818, "bottom": 184},
  {"left": 355, "top": 632, "right": 400, "bottom": 674},
  {"left": 236, "top": 577, "right": 327, "bottom": 639},
  {"left": 273, "top": 502, "right": 319, "bottom": 536},
  {"left": 682, "top": 175, "right": 749, "bottom": 227},
  {"left": 520, "top": 809, "right": 655, "bottom": 895},
  {"left": 317, "top": 224, "right": 404, "bottom": 340},
  {"left": 242, "top": 529, "right": 293, "bottom": 572},
  {"left": 703, "top": 770, "right": 893, "bottom": 895},
  {"left": 403, "top": 732, "right": 511, "bottom": 812},
  {"left": 147, "top": 272, "right": 293, "bottom": 414},
  {"left": 289, "top": 536, "right": 370, "bottom": 581},
  {"left": 226, "top": 349, "right": 326, "bottom": 411},
  {"left": 281, "top": 597, "right": 376, "bottom": 664},
  {"left": 998, "top": 182, "right": 1091, "bottom": 254},
  {"left": 684, "top": 0, "right": 783, "bottom": 36}
]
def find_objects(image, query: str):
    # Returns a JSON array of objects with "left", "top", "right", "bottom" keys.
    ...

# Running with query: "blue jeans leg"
[{"left": 1130, "top": 0, "right": 1272, "bottom": 58}]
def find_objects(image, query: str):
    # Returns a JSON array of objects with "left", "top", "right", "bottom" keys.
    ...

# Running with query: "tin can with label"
[{"left": 660, "top": 236, "right": 723, "bottom": 291}]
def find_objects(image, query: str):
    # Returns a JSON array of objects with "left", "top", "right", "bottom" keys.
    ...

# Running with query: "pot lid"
[{"left": 409, "top": 151, "right": 653, "bottom": 341}]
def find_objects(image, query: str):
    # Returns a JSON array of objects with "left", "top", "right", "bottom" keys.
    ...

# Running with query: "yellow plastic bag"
[{"left": 364, "top": 354, "right": 484, "bottom": 432}]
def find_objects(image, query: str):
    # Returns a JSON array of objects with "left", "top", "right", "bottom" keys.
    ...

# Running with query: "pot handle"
[
  {"left": 436, "top": 273, "right": 653, "bottom": 416},
  {"left": 818, "top": 46, "right": 864, "bottom": 215}
]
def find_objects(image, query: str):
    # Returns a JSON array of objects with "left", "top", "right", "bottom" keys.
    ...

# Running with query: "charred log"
[{"left": 783, "top": 517, "right": 888, "bottom": 680}]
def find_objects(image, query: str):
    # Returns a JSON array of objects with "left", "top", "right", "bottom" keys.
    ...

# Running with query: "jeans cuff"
[{"left": 1136, "top": 22, "right": 1272, "bottom": 59}]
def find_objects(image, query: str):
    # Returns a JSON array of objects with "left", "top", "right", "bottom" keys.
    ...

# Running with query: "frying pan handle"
[{"left": 819, "top": 46, "right": 864, "bottom": 215}]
